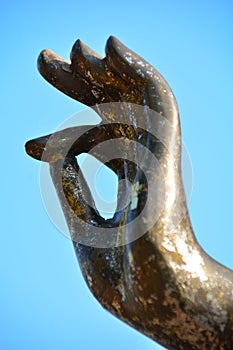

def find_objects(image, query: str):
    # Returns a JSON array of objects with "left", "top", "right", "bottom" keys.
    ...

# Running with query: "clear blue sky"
[{"left": 1, "top": 1, "right": 233, "bottom": 350}]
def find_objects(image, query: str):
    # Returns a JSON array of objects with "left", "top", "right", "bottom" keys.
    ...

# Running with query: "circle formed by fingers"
[{"left": 39, "top": 102, "right": 193, "bottom": 248}]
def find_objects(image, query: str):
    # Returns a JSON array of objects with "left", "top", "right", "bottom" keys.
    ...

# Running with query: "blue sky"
[{"left": 1, "top": 1, "right": 233, "bottom": 350}]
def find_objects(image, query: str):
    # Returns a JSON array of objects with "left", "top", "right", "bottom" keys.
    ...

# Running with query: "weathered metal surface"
[{"left": 25, "top": 37, "right": 233, "bottom": 349}]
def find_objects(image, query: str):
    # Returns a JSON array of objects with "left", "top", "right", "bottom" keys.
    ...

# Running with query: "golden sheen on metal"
[{"left": 25, "top": 36, "right": 233, "bottom": 350}]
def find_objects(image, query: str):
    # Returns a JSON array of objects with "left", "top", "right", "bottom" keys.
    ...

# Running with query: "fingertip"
[
  {"left": 37, "top": 49, "right": 58, "bottom": 73},
  {"left": 70, "top": 39, "right": 82, "bottom": 61},
  {"left": 105, "top": 35, "right": 123, "bottom": 57},
  {"left": 71, "top": 38, "right": 102, "bottom": 62},
  {"left": 25, "top": 137, "right": 47, "bottom": 161}
]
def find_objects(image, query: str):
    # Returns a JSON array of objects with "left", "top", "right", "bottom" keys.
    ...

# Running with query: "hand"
[{"left": 26, "top": 37, "right": 233, "bottom": 349}]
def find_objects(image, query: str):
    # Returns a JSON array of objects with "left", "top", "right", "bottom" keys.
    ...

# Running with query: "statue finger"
[
  {"left": 105, "top": 36, "right": 179, "bottom": 123},
  {"left": 37, "top": 48, "right": 106, "bottom": 105}
]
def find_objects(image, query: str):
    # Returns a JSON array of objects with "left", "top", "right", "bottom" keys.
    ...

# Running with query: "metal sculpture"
[{"left": 25, "top": 36, "right": 233, "bottom": 349}]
